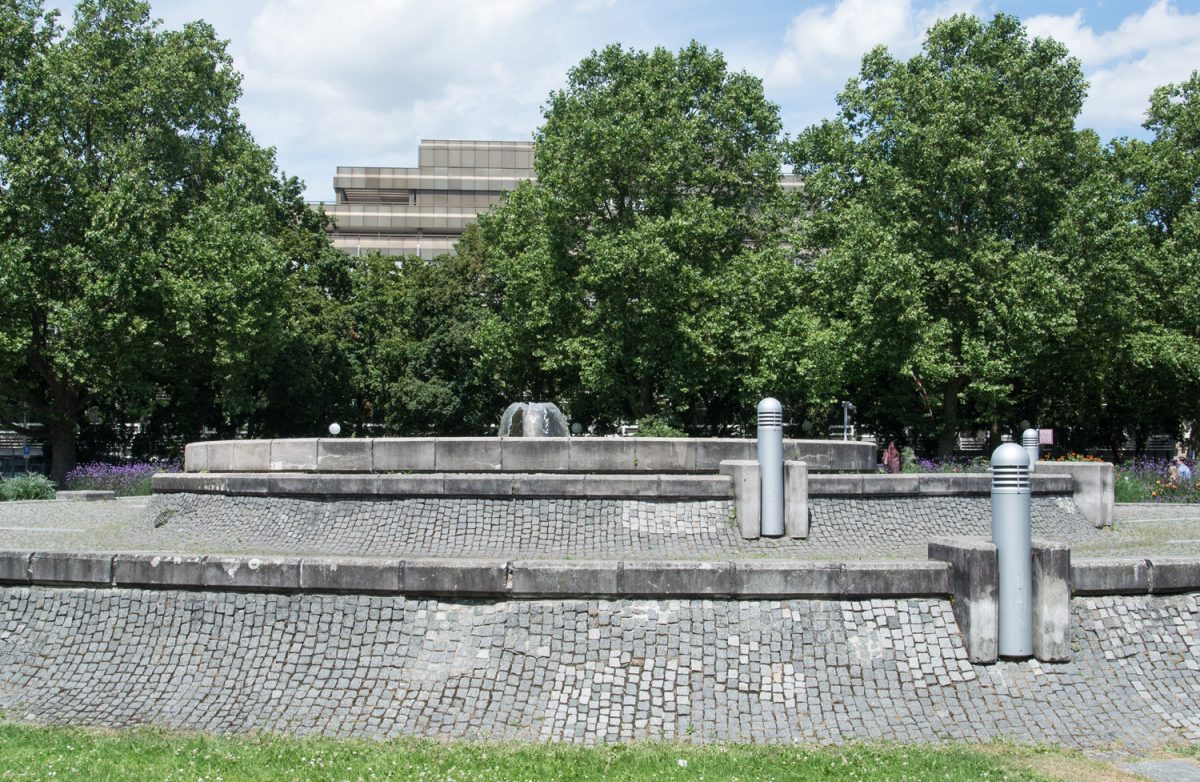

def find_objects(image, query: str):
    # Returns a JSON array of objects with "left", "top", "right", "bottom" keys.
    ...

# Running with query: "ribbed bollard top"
[
  {"left": 991, "top": 442, "right": 1030, "bottom": 493},
  {"left": 757, "top": 397, "right": 783, "bottom": 427}
]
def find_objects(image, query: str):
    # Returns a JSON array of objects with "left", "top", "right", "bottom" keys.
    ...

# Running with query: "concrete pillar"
[
  {"left": 784, "top": 460, "right": 809, "bottom": 538},
  {"left": 719, "top": 459, "right": 760, "bottom": 539},
  {"left": 928, "top": 536, "right": 998, "bottom": 664},
  {"left": 1032, "top": 539, "right": 1071, "bottom": 662}
]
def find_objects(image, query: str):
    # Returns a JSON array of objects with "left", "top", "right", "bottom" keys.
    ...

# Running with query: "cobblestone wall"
[
  {"left": 93, "top": 493, "right": 1100, "bottom": 560},
  {"left": 1, "top": 587, "right": 1196, "bottom": 748}
]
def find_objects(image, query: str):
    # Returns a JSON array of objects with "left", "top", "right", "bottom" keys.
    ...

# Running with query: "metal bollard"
[
  {"left": 1022, "top": 428, "right": 1039, "bottom": 474},
  {"left": 991, "top": 442, "right": 1032, "bottom": 657},
  {"left": 757, "top": 397, "right": 784, "bottom": 537}
]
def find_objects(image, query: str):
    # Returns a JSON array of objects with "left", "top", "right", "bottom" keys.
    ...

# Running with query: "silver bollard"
[
  {"left": 992, "top": 442, "right": 1032, "bottom": 657},
  {"left": 1022, "top": 428, "right": 1039, "bottom": 473},
  {"left": 757, "top": 397, "right": 784, "bottom": 537}
]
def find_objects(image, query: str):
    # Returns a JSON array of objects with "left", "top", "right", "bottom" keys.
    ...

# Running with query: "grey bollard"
[
  {"left": 992, "top": 442, "right": 1032, "bottom": 658},
  {"left": 757, "top": 397, "right": 784, "bottom": 537},
  {"left": 1022, "top": 428, "right": 1039, "bottom": 474}
]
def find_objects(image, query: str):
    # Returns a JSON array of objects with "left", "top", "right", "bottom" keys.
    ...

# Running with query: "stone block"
[
  {"left": 695, "top": 440, "right": 753, "bottom": 470},
  {"left": 270, "top": 439, "right": 318, "bottom": 471},
  {"left": 402, "top": 559, "right": 508, "bottom": 595},
  {"left": 1071, "top": 558, "right": 1149, "bottom": 595},
  {"left": 731, "top": 561, "right": 841, "bottom": 597},
  {"left": 511, "top": 474, "right": 588, "bottom": 497},
  {"left": 377, "top": 474, "right": 445, "bottom": 496},
  {"left": 317, "top": 473, "right": 378, "bottom": 496},
  {"left": 153, "top": 473, "right": 227, "bottom": 494},
  {"left": 1148, "top": 557, "right": 1200, "bottom": 594},
  {"left": 184, "top": 441, "right": 208, "bottom": 472},
  {"left": 861, "top": 475, "right": 920, "bottom": 495},
  {"left": 1030, "top": 474, "right": 1073, "bottom": 494},
  {"left": 808, "top": 474, "right": 863, "bottom": 495},
  {"left": 568, "top": 438, "right": 636, "bottom": 472},
  {"left": 203, "top": 556, "right": 300, "bottom": 591},
  {"left": 1040, "top": 461, "right": 1114, "bottom": 527},
  {"left": 784, "top": 461, "right": 810, "bottom": 538},
  {"left": 0, "top": 551, "right": 31, "bottom": 583},
  {"left": 657, "top": 475, "right": 732, "bottom": 499},
  {"left": 510, "top": 560, "right": 619, "bottom": 596},
  {"left": 317, "top": 439, "right": 372, "bottom": 472},
  {"left": 299, "top": 557, "right": 401, "bottom": 593},
  {"left": 113, "top": 554, "right": 207, "bottom": 588},
  {"left": 266, "top": 473, "right": 322, "bottom": 495},
  {"left": 719, "top": 460, "right": 760, "bottom": 539},
  {"left": 928, "top": 536, "right": 998, "bottom": 664},
  {"left": 1032, "top": 540, "right": 1071, "bottom": 662},
  {"left": 435, "top": 438, "right": 502, "bottom": 471},
  {"left": 230, "top": 441, "right": 270, "bottom": 472},
  {"left": 782, "top": 442, "right": 832, "bottom": 471},
  {"left": 622, "top": 561, "right": 732, "bottom": 597},
  {"left": 54, "top": 490, "right": 115, "bottom": 501},
  {"left": 579, "top": 474, "right": 662, "bottom": 498},
  {"left": 501, "top": 438, "right": 569, "bottom": 472},
  {"left": 841, "top": 562, "right": 951, "bottom": 598},
  {"left": 920, "top": 474, "right": 989, "bottom": 495},
  {"left": 223, "top": 474, "right": 269, "bottom": 496},
  {"left": 205, "top": 441, "right": 237, "bottom": 472},
  {"left": 30, "top": 552, "right": 112, "bottom": 586},
  {"left": 634, "top": 439, "right": 696, "bottom": 472},
  {"left": 441, "top": 474, "right": 513, "bottom": 496},
  {"left": 373, "top": 438, "right": 436, "bottom": 471}
]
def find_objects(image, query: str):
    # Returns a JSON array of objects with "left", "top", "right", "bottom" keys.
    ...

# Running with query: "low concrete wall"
[
  {"left": 1036, "top": 461, "right": 1113, "bottom": 528},
  {"left": 0, "top": 550, "right": 950, "bottom": 599},
  {"left": 809, "top": 473, "right": 1074, "bottom": 497},
  {"left": 154, "top": 472, "right": 733, "bottom": 500},
  {"left": 184, "top": 437, "right": 877, "bottom": 475}
]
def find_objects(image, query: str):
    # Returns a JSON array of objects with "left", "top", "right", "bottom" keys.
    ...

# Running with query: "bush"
[
  {"left": 63, "top": 460, "right": 181, "bottom": 497},
  {"left": 0, "top": 473, "right": 56, "bottom": 501},
  {"left": 634, "top": 415, "right": 687, "bottom": 438}
]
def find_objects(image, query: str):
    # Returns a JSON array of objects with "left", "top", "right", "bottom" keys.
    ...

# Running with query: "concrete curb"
[
  {"left": 809, "top": 473, "right": 1074, "bottom": 496},
  {"left": 184, "top": 437, "right": 878, "bottom": 475},
  {"left": 154, "top": 472, "right": 734, "bottom": 500},
  {"left": 0, "top": 550, "right": 950, "bottom": 599}
]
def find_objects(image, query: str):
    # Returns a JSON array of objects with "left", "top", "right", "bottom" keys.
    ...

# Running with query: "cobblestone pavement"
[
  {"left": 0, "top": 494, "right": 1119, "bottom": 560},
  {"left": 0, "top": 586, "right": 1197, "bottom": 749}
]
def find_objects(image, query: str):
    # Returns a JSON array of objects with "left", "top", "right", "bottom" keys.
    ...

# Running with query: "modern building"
[
  {"left": 313, "top": 138, "right": 804, "bottom": 260},
  {"left": 313, "top": 139, "right": 535, "bottom": 260}
]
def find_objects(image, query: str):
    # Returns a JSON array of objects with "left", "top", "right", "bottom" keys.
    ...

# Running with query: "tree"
[
  {"left": 792, "top": 14, "right": 1089, "bottom": 454},
  {"left": 0, "top": 0, "right": 327, "bottom": 479},
  {"left": 476, "top": 41, "right": 800, "bottom": 431},
  {"left": 1107, "top": 72, "right": 1200, "bottom": 453}
]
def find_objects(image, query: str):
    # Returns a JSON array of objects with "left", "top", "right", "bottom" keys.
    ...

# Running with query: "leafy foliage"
[{"left": 0, "top": 472, "right": 55, "bottom": 500}]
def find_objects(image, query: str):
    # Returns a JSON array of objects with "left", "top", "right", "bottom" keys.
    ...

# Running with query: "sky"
[{"left": 48, "top": 0, "right": 1200, "bottom": 201}]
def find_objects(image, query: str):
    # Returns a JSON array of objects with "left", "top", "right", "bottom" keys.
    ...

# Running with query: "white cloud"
[
  {"left": 766, "top": 0, "right": 978, "bottom": 87},
  {"left": 1026, "top": 1, "right": 1200, "bottom": 133}
]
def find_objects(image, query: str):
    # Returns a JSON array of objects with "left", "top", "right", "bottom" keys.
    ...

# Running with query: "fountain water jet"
[{"left": 499, "top": 402, "right": 569, "bottom": 437}]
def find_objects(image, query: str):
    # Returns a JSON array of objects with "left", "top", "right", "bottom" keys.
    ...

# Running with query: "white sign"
[{"left": 1038, "top": 429, "right": 1054, "bottom": 446}]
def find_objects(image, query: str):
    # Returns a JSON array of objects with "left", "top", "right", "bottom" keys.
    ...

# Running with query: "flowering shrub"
[
  {"left": 893, "top": 451, "right": 990, "bottom": 474},
  {"left": 64, "top": 460, "right": 181, "bottom": 496},
  {"left": 1114, "top": 456, "right": 1198, "bottom": 503},
  {"left": 1050, "top": 452, "right": 1105, "bottom": 463}
]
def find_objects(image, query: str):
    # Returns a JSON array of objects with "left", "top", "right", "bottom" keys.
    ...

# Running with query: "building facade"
[{"left": 314, "top": 139, "right": 534, "bottom": 260}]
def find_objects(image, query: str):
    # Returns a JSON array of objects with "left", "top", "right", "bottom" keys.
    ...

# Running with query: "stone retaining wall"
[
  {"left": 2, "top": 586, "right": 1197, "bottom": 747},
  {"left": 183, "top": 437, "right": 877, "bottom": 474}
]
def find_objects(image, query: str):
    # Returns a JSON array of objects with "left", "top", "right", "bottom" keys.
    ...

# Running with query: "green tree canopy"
[
  {"left": 0, "top": 0, "right": 329, "bottom": 478},
  {"left": 792, "top": 13, "right": 1090, "bottom": 453},
  {"left": 476, "top": 41, "right": 802, "bottom": 431}
]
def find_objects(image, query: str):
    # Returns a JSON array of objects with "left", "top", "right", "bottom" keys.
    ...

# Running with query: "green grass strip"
[{"left": 0, "top": 723, "right": 1075, "bottom": 781}]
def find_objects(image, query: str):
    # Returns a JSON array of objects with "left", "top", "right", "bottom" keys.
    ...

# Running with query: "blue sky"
[{"left": 48, "top": 0, "right": 1200, "bottom": 200}]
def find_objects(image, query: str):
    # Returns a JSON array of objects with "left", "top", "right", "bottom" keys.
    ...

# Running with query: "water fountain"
[{"left": 498, "top": 402, "right": 569, "bottom": 437}]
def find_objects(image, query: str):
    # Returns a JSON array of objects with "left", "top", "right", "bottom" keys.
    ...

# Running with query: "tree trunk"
[
  {"left": 48, "top": 422, "right": 76, "bottom": 486},
  {"left": 937, "top": 378, "right": 962, "bottom": 457}
]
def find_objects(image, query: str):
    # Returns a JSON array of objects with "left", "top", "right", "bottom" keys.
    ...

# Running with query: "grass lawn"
[{"left": 0, "top": 723, "right": 1168, "bottom": 781}]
